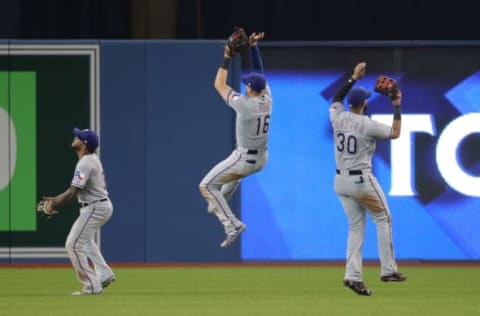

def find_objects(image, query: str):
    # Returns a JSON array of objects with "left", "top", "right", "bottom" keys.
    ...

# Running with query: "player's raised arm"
[
  {"left": 214, "top": 46, "right": 234, "bottom": 102},
  {"left": 249, "top": 32, "right": 265, "bottom": 74},
  {"left": 332, "top": 62, "right": 366, "bottom": 103},
  {"left": 390, "top": 89, "right": 402, "bottom": 139},
  {"left": 373, "top": 75, "right": 403, "bottom": 139},
  {"left": 215, "top": 28, "right": 250, "bottom": 102}
]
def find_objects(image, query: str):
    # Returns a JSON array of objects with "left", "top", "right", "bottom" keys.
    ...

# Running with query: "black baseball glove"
[
  {"left": 374, "top": 75, "right": 400, "bottom": 100},
  {"left": 225, "top": 27, "right": 249, "bottom": 57}
]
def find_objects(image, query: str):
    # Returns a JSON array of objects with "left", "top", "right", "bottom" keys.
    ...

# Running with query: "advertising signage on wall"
[
  {"left": 0, "top": 45, "right": 98, "bottom": 259},
  {"left": 241, "top": 45, "right": 480, "bottom": 261},
  {"left": 0, "top": 72, "right": 36, "bottom": 231}
]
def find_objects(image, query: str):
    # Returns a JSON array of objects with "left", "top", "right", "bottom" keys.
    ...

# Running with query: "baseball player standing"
[
  {"left": 39, "top": 128, "right": 115, "bottom": 295},
  {"left": 329, "top": 62, "right": 407, "bottom": 296},
  {"left": 199, "top": 31, "right": 272, "bottom": 248}
]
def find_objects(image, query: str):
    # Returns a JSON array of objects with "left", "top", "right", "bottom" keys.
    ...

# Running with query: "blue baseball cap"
[
  {"left": 73, "top": 127, "right": 99, "bottom": 152},
  {"left": 347, "top": 87, "right": 372, "bottom": 108},
  {"left": 241, "top": 72, "right": 266, "bottom": 92}
]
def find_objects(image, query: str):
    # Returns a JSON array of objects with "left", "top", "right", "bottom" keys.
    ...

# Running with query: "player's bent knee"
[{"left": 198, "top": 183, "right": 210, "bottom": 198}]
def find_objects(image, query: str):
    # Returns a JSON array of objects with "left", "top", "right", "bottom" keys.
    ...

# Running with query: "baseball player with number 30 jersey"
[
  {"left": 329, "top": 62, "right": 407, "bottom": 296},
  {"left": 199, "top": 31, "right": 272, "bottom": 248}
]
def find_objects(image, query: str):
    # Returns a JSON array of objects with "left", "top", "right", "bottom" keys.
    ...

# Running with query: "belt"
[
  {"left": 238, "top": 147, "right": 267, "bottom": 155},
  {"left": 80, "top": 198, "right": 108, "bottom": 207},
  {"left": 336, "top": 169, "right": 363, "bottom": 175}
]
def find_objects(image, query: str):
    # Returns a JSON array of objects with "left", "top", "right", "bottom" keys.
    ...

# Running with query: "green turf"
[{"left": 0, "top": 266, "right": 478, "bottom": 316}]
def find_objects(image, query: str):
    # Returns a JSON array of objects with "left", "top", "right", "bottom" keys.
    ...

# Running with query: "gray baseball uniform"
[
  {"left": 330, "top": 100, "right": 398, "bottom": 281},
  {"left": 66, "top": 153, "right": 114, "bottom": 294},
  {"left": 199, "top": 87, "right": 272, "bottom": 235}
]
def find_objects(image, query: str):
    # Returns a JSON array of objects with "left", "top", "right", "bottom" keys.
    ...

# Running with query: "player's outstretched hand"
[
  {"left": 37, "top": 197, "right": 58, "bottom": 219},
  {"left": 249, "top": 32, "right": 265, "bottom": 46},
  {"left": 352, "top": 62, "right": 367, "bottom": 81}
]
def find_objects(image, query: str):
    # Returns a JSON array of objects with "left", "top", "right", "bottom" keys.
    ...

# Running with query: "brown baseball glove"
[{"left": 374, "top": 75, "right": 400, "bottom": 100}]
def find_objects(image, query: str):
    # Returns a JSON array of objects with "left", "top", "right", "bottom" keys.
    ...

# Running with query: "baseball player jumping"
[
  {"left": 329, "top": 62, "right": 407, "bottom": 296},
  {"left": 199, "top": 31, "right": 272, "bottom": 248},
  {"left": 38, "top": 128, "right": 115, "bottom": 295}
]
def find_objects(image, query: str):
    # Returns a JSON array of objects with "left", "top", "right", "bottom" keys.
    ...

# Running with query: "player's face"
[{"left": 71, "top": 137, "right": 84, "bottom": 150}]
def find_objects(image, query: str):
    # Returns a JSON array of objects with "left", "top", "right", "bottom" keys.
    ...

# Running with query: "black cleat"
[
  {"left": 343, "top": 279, "right": 372, "bottom": 296},
  {"left": 101, "top": 276, "right": 116, "bottom": 289},
  {"left": 381, "top": 272, "right": 407, "bottom": 282}
]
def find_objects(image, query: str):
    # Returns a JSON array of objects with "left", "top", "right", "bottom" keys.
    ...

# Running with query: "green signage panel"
[
  {"left": 0, "top": 72, "right": 36, "bottom": 231},
  {"left": 0, "top": 47, "right": 96, "bottom": 255}
]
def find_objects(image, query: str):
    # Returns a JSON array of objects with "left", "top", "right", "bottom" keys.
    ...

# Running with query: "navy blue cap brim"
[{"left": 73, "top": 127, "right": 82, "bottom": 137}]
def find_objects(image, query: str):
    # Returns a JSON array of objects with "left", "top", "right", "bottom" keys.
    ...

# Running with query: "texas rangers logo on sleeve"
[
  {"left": 228, "top": 90, "right": 241, "bottom": 101},
  {"left": 74, "top": 170, "right": 84, "bottom": 181}
]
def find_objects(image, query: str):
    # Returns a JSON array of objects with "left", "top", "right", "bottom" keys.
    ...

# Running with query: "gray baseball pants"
[
  {"left": 199, "top": 148, "right": 268, "bottom": 233},
  {"left": 65, "top": 200, "right": 114, "bottom": 293},
  {"left": 334, "top": 171, "right": 398, "bottom": 281}
]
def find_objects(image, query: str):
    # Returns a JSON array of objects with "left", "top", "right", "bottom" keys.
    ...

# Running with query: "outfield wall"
[
  {"left": 100, "top": 41, "right": 242, "bottom": 262},
  {"left": 1, "top": 40, "right": 479, "bottom": 263}
]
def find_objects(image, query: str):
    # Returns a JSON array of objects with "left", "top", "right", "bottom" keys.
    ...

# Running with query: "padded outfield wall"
[{"left": 0, "top": 40, "right": 479, "bottom": 263}]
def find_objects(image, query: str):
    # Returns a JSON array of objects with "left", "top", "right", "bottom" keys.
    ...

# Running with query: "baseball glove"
[
  {"left": 374, "top": 75, "right": 400, "bottom": 100},
  {"left": 37, "top": 199, "right": 58, "bottom": 219},
  {"left": 225, "top": 27, "right": 249, "bottom": 57}
]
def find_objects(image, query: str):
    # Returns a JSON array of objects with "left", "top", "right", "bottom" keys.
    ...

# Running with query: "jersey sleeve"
[
  {"left": 329, "top": 101, "right": 345, "bottom": 122},
  {"left": 71, "top": 159, "right": 92, "bottom": 189},
  {"left": 365, "top": 119, "right": 392, "bottom": 140},
  {"left": 227, "top": 89, "right": 248, "bottom": 112}
]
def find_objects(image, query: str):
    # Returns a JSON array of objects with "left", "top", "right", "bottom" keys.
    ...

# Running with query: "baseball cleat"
[
  {"left": 71, "top": 289, "right": 103, "bottom": 296},
  {"left": 220, "top": 223, "right": 247, "bottom": 248},
  {"left": 380, "top": 272, "right": 407, "bottom": 282},
  {"left": 343, "top": 279, "right": 372, "bottom": 296},
  {"left": 101, "top": 275, "right": 116, "bottom": 289}
]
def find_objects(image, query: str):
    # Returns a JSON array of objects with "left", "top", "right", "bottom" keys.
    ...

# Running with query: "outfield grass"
[{"left": 0, "top": 266, "right": 478, "bottom": 316}]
